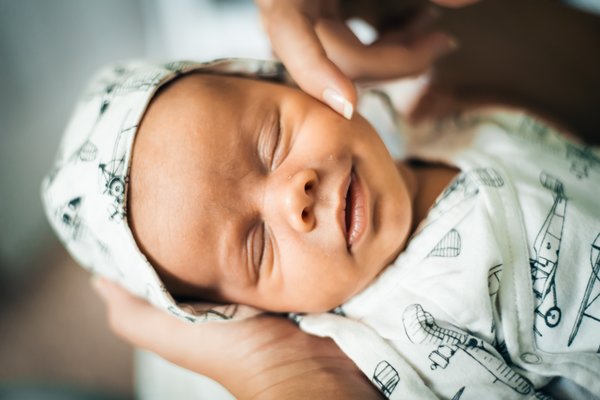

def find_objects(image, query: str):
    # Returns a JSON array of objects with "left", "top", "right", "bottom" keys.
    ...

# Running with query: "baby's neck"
[{"left": 397, "top": 160, "right": 459, "bottom": 234}]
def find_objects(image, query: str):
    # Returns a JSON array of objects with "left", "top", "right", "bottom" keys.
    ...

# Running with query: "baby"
[{"left": 43, "top": 59, "right": 600, "bottom": 399}]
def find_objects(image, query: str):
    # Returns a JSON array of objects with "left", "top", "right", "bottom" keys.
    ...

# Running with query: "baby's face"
[{"left": 129, "top": 73, "right": 413, "bottom": 312}]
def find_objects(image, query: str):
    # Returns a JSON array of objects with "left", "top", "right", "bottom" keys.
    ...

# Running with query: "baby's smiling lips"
[
  {"left": 339, "top": 172, "right": 352, "bottom": 245},
  {"left": 342, "top": 169, "right": 367, "bottom": 251}
]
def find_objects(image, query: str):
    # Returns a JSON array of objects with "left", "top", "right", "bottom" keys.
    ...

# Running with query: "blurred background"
[
  {"left": 0, "top": 0, "right": 269, "bottom": 398},
  {"left": 2, "top": 0, "right": 600, "bottom": 399}
]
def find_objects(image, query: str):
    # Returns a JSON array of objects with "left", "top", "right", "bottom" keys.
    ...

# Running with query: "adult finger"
[
  {"left": 91, "top": 277, "right": 188, "bottom": 351},
  {"left": 90, "top": 278, "right": 287, "bottom": 372},
  {"left": 263, "top": 8, "right": 356, "bottom": 119},
  {"left": 90, "top": 276, "right": 231, "bottom": 376},
  {"left": 317, "top": 18, "right": 456, "bottom": 81},
  {"left": 90, "top": 277, "right": 299, "bottom": 392}
]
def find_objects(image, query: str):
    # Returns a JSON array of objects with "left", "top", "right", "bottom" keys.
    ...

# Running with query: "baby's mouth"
[{"left": 344, "top": 170, "right": 366, "bottom": 250}]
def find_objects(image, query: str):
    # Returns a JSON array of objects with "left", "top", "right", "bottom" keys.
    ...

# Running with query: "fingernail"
[{"left": 323, "top": 88, "right": 353, "bottom": 120}]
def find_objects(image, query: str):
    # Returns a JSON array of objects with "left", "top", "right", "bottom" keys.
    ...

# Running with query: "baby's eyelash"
[
  {"left": 257, "top": 110, "right": 281, "bottom": 172},
  {"left": 269, "top": 113, "right": 282, "bottom": 171},
  {"left": 252, "top": 222, "right": 265, "bottom": 276}
]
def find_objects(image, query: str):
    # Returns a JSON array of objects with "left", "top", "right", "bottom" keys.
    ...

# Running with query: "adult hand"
[
  {"left": 407, "top": 0, "right": 600, "bottom": 143},
  {"left": 255, "top": 0, "right": 477, "bottom": 119},
  {"left": 91, "top": 277, "right": 383, "bottom": 399}
]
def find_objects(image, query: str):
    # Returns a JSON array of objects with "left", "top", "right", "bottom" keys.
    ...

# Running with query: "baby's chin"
[
  {"left": 258, "top": 291, "right": 352, "bottom": 314},
  {"left": 287, "top": 279, "right": 379, "bottom": 314},
  {"left": 288, "top": 301, "right": 348, "bottom": 314}
]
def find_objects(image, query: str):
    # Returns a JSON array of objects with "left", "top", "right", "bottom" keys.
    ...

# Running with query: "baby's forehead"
[
  {"left": 134, "top": 74, "right": 270, "bottom": 178},
  {"left": 128, "top": 73, "right": 278, "bottom": 287},
  {"left": 152, "top": 73, "right": 244, "bottom": 110}
]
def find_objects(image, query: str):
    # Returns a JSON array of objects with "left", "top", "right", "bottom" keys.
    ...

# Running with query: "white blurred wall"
[{"left": 0, "top": 0, "right": 147, "bottom": 279}]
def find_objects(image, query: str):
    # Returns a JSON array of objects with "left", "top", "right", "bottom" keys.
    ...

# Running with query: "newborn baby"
[
  {"left": 129, "top": 68, "right": 456, "bottom": 313},
  {"left": 43, "top": 59, "right": 600, "bottom": 399}
]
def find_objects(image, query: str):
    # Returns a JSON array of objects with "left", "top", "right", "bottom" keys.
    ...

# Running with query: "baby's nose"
[{"left": 282, "top": 168, "right": 318, "bottom": 232}]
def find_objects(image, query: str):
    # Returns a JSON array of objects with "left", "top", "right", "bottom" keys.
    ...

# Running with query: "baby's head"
[{"left": 43, "top": 59, "right": 413, "bottom": 320}]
